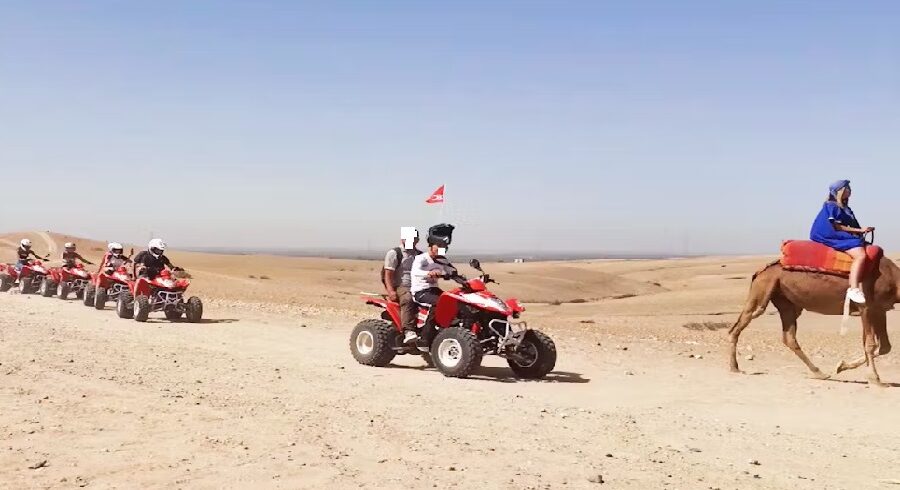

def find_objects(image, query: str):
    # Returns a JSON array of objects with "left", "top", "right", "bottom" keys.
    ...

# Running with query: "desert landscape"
[{"left": 0, "top": 231, "right": 898, "bottom": 489}]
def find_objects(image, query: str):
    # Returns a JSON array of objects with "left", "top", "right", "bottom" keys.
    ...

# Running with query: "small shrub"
[
  {"left": 259, "top": 275, "right": 271, "bottom": 280},
  {"left": 569, "top": 298, "right": 588, "bottom": 304},
  {"left": 549, "top": 300, "right": 562, "bottom": 306},
  {"left": 248, "top": 275, "right": 257, "bottom": 279}
]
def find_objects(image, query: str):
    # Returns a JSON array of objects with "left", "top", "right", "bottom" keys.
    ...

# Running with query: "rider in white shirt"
[{"left": 408, "top": 230, "right": 456, "bottom": 342}]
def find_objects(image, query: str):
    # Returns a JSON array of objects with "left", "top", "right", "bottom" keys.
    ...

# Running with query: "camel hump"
[{"left": 780, "top": 240, "right": 883, "bottom": 277}]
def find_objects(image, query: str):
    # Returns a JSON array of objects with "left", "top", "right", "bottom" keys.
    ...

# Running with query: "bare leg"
[
  {"left": 773, "top": 297, "right": 828, "bottom": 379},
  {"left": 845, "top": 247, "right": 866, "bottom": 290}
]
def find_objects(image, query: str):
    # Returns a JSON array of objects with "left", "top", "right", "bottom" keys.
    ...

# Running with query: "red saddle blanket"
[{"left": 780, "top": 240, "right": 883, "bottom": 277}]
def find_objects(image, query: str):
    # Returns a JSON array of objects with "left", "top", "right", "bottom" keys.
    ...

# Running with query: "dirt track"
[{"left": 2, "top": 290, "right": 899, "bottom": 489}]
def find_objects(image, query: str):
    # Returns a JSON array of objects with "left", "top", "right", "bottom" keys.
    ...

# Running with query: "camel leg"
[
  {"left": 728, "top": 309, "right": 756, "bottom": 373},
  {"left": 835, "top": 310, "right": 888, "bottom": 375},
  {"left": 863, "top": 309, "right": 887, "bottom": 387},
  {"left": 773, "top": 297, "right": 829, "bottom": 379},
  {"left": 834, "top": 355, "right": 867, "bottom": 375},
  {"left": 728, "top": 271, "right": 777, "bottom": 373}
]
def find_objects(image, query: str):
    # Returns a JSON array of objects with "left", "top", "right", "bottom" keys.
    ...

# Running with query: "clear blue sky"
[{"left": 1, "top": 1, "right": 897, "bottom": 254}]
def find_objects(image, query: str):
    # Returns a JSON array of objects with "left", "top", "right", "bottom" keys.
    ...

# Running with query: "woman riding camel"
[{"left": 809, "top": 179, "right": 874, "bottom": 304}]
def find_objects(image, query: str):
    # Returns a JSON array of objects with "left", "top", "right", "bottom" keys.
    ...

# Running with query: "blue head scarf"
[{"left": 828, "top": 180, "right": 850, "bottom": 199}]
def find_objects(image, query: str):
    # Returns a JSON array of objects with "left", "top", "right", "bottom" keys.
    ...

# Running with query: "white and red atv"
[
  {"left": 117, "top": 268, "right": 203, "bottom": 323},
  {"left": 350, "top": 259, "right": 557, "bottom": 379},
  {"left": 85, "top": 266, "right": 134, "bottom": 310},
  {"left": 44, "top": 263, "right": 92, "bottom": 300}
]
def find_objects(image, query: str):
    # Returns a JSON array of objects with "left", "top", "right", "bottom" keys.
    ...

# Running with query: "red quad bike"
[
  {"left": 0, "top": 261, "right": 51, "bottom": 294},
  {"left": 117, "top": 269, "right": 203, "bottom": 323},
  {"left": 350, "top": 259, "right": 557, "bottom": 379},
  {"left": 85, "top": 266, "right": 134, "bottom": 310},
  {"left": 44, "top": 263, "right": 92, "bottom": 300}
]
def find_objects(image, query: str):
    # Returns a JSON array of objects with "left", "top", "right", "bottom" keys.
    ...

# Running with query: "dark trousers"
[
  {"left": 413, "top": 287, "right": 443, "bottom": 327},
  {"left": 396, "top": 286, "right": 416, "bottom": 332}
]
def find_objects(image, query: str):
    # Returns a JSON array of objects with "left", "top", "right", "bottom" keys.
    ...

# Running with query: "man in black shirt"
[{"left": 133, "top": 239, "right": 179, "bottom": 279}]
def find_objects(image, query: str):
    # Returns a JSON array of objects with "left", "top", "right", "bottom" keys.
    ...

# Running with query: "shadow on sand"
[
  {"left": 387, "top": 363, "right": 590, "bottom": 384},
  {"left": 143, "top": 318, "right": 240, "bottom": 325},
  {"left": 823, "top": 378, "right": 900, "bottom": 388}
]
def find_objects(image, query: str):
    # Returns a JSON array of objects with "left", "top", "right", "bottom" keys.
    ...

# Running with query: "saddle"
[{"left": 780, "top": 240, "right": 883, "bottom": 277}]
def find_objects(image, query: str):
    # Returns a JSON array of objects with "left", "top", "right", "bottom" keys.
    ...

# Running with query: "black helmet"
[{"left": 427, "top": 223, "right": 455, "bottom": 247}]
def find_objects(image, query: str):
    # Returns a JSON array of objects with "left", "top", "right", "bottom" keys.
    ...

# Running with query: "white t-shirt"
[{"left": 410, "top": 254, "right": 453, "bottom": 294}]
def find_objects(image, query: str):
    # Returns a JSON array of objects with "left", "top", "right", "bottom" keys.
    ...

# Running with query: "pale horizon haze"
[{"left": 1, "top": 1, "right": 897, "bottom": 255}]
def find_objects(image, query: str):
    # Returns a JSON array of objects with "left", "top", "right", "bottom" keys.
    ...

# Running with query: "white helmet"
[
  {"left": 148, "top": 238, "right": 167, "bottom": 257},
  {"left": 108, "top": 242, "right": 123, "bottom": 253},
  {"left": 64, "top": 242, "right": 76, "bottom": 250},
  {"left": 20, "top": 239, "right": 32, "bottom": 249}
]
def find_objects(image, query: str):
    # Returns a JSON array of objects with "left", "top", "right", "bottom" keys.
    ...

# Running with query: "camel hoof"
[
  {"left": 834, "top": 361, "right": 847, "bottom": 375},
  {"left": 867, "top": 376, "right": 888, "bottom": 388},
  {"left": 809, "top": 370, "right": 831, "bottom": 380},
  {"left": 729, "top": 367, "right": 744, "bottom": 375}
]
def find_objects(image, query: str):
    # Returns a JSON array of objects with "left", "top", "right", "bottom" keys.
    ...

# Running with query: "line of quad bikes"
[
  {"left": 1, "top": 257, "right": 553, "bottom": 380},
  {"left": 0, "top": 260, "right": 202, "bottom": 323}
]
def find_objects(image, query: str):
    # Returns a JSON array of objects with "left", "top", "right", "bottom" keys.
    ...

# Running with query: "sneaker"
[
  {"left": 403, "top": 330, "right": 418, "bottom": 344},
  {"left": 847, "top": 287, "right": 866, "bottom": 304}
]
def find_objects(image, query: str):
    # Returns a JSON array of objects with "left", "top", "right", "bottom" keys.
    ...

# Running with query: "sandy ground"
[{"left": 2, "top": 233, "right": 900, "bottom": 489}]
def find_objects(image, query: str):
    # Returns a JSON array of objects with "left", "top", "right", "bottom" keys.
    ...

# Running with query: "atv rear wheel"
[
  {"left": 165, "top": 309, "right": 183, "bottom": 321},
  {"left": 0, "top": 274, "right": 11, "bottom": 292},
  {"left": 350, "top": 319, "right": 397, "bottom": 367},
  {"left": 507, "top": 330, "right": 557, "bottom": 379},
  {"left": 117, "top": 291, "right": 134, "bottom": 319},
  {"left": 431, "top": 326, "right": 483, "bottom": 378},
  {"left": 19, "top": 277, "right": 32, "bottom": 294},
  {"left": 185, "top": 297, "right": 203, "bottom": 323},
  {"left": 94, "top": 286, "right": 107, "bottom": 310},
  {"left": 134, "top": 295, "right": 150, "bottom": 323},
  {"left": 75, "top": 288, "right": 84, "bottom": 300},
  {"left": 40, "top": 278, "right": 55, "bottom": 297},
  {"left": 57, "top": 282, "right": 69, "bottom": 300}
]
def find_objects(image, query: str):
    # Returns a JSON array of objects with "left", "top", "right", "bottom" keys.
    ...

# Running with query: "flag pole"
[{"left": 439, "top": 185, "right": 445, "bottom": 222}]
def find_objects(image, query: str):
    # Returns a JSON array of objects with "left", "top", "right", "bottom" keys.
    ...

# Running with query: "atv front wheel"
[
  {"left": 57, "top": 282, "right": 70, "bottom": 300},
  {"left": 93, "top": 286, "right": 107, "bottom": 310},
  {"left": 0, "top": 274, "right": 11, "bottom": 292},
  {"left": 117, "top": 291, "right": 134, "bottom": 319},
  {"left": 507, "top": 330, "right": 557, "bottom": 379},
  {"left": 431, "top": 326, "right": 483, "bottom": 379},
  {"left": 134, "top": 295, "right": 150, "bottom": 323},
  {"left": 185, "top": 297, "right": 203, "bottom": 323},
  {"left": 350, "top": 319, "right": 397, "bottom": 367}
]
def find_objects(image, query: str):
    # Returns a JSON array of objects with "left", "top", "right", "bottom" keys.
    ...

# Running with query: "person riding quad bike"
[
  {"left": 409, "top": 224, "right": 457, "bottom": 342},
  {"left": 15, "top": 239, "right": 49, "bottom": 272},
  {"left": 61, "top": 242, "right": 94, "bottom": 268},
  {"left": 133, "top": 239, "right": 182, "bottom": 279},
  {"left": 99, "top": 242, "right": 132, "bottom": 272}
]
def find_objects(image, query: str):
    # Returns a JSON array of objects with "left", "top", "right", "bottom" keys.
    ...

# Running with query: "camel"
[{"left": 728, "top": 256, "right": 898, "bottom": 387}]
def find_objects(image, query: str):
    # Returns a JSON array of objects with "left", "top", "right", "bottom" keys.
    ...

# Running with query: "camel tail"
[{"left": 728, "top": 262, "right": 780, "bottom": 335}]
